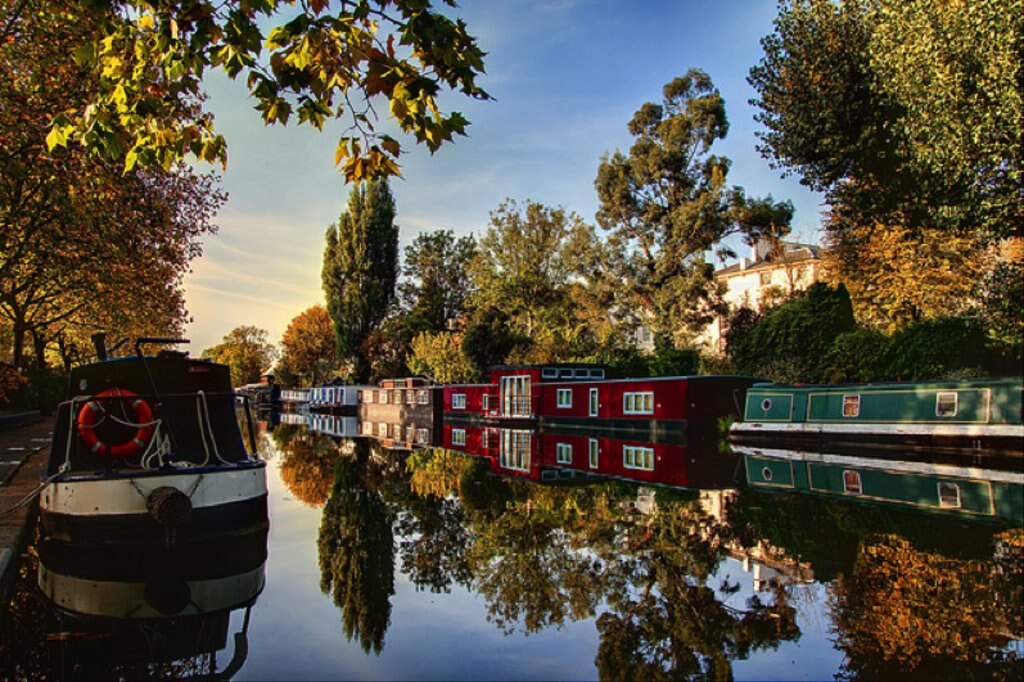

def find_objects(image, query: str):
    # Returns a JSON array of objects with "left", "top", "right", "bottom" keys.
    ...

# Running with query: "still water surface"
[{"left": 1, "top": 415, "right": 1021, "bottom": 680}]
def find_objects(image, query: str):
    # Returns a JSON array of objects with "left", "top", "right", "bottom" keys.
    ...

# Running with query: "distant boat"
[
  {"left": 40, "top": 337, "right": 268, "bottom": 546},
  {"left": 731, "top": 378, "right": 1023, "bottom": 457}
]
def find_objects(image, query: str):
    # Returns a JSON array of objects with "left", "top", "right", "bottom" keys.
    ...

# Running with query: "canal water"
[{"left": 1, "top": 414, "right": 1021, "bottom": 680}]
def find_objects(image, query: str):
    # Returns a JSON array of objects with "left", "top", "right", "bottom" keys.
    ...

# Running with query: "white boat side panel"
[
  {"left": 731, "top": 421, "right": 1024, "bottom": 439},
  {"left": 38, "top": 565, "right": 265, "bottom": 618},
  {"left": 40, "top": 467, "right": 267, "bottom": 516}
]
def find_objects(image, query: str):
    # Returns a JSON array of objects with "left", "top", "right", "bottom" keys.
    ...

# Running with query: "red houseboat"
[{"left": 442, "top": 364, "right": 755, "bottom": 434}]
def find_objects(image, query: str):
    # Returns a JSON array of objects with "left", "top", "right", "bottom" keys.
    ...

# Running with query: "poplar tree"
[{"left": 322, "top": 179, "right": 399, "bottom": 382}]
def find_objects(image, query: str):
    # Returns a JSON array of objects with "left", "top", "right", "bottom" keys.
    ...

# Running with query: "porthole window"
[
  {"left": 761, "top": 398, "right": 773, "bottom": 412},
  {"left": 762, "top": 466, "right": 774, "bottom": 482}
]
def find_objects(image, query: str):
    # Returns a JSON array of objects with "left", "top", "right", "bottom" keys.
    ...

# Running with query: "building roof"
[{"left": 715, "top": 242, "right": 820, "bottom": 278}]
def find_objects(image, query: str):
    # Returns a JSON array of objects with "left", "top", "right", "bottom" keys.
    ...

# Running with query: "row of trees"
[{"left": 0, "top": 0, "right": 223, "bottom": 376}]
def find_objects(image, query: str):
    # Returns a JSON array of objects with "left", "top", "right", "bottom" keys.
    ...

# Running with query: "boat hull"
[{"left": 39, "top": 462, "right": 268, "bottom": 546}]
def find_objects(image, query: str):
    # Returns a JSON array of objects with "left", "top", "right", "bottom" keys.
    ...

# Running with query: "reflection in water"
[
  {"left": 317, "top": 440, "right": 395, "bottom": 654},
  {"left": 0, "top": 530, "right": 267, "bottom": 679},
  {"left": 7, "top": 414, "right": 1019, "bottom": 680}
]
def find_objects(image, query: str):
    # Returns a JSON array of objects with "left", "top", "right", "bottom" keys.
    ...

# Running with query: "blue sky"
[{"left": 183, "top": 0, "right": 825, "bottom": 354}]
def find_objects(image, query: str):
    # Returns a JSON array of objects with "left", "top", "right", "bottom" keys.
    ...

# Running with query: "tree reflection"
[
  {"left": 274, "top": 424, "right": 342, "bottom": 507},
  {"left": 394, "top": 449, "right": 475, "bottom": 593},
  {"left": 831, "top": 531, "right": 1023, "bottom": 680},
  {"left": 317, "top": 444, "right": 395, "bottom": 654},
  {"left": 595, "top": 499, "right": 800, "bottom": 679}
]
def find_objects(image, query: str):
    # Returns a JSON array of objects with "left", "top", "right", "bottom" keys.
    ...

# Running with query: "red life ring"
[{"left": 76, "top": 388, "right": 155, "bottom": 458}]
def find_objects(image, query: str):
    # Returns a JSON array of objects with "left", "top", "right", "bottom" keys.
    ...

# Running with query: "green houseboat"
[
  {"left": 739, "top": 445, "right": 1023, "bottom": 524},
  {"left": 730, "top": 378, "right": 1023, "bottom": 456}
]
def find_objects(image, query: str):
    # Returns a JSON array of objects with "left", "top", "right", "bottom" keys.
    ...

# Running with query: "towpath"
[{"left": 0, "top": 415, "right": 54, "bottom": 600}]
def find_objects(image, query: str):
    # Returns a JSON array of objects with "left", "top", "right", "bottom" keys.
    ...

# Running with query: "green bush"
[
  {"left": 727, "top": 283, "right": 856, "bottom": 383},
  {"left": 885, "top": 317, "right": 991, "bottom": 381},
  {"left": 824, "top": 328, "right": 892, "bottom": 383}
]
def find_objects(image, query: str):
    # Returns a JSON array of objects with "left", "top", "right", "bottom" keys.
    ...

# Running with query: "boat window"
[
  {"left": 624, "top": 445, "right": 655, "bottom": 471},
  {"left": 542, "top": 367, "right": 558, "bottom": 379},
  {"left": 589, "top": 439, "right": 599, "bottom": 468},
  {"left": 842, "top": 395, "right": 861, "bottom": 418},
  {"left": 590, "top": 369, "right": 605, "bottom": 379},
  {"left": 556, "top": 388, "right": 573, "bottom": 408},
  {"left": 936, "top": 392, "right": 958, "bottom": 417},
  {"left": 574, "top": 369, "right": 589, "bottom": 378},
  {"left": 762, "top": 467, "right": 774, "bottom": 482},
  {"left": 843, "top": 470, "right": 862, "bottom": 495},
  {"left": 624, "top": 391, "right": 654, "bottom": 415},
  {"left": 452, "top": 393, "right": 467, "bottom": 409},
  {"left": 938, "top": 482, "right": 961, "bottom": 508},
  {"left": 556, "top": 442, "right": 572, "bottom": 464},
  {"left": 761, "top": 398, "right": 773, "bottom": 412},
  {"left": 452, "top": 428, "right": 466, "bottom": 446},
  {"left": 559, "top": 368, "right": 574, "bottom": 378}
]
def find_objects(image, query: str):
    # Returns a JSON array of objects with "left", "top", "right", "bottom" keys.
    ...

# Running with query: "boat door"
[{"left": 501, "top": 375, "right": 531, "bottom": 417}]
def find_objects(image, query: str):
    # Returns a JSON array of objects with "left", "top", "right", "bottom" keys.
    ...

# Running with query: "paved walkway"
[{"left": 0, "top": 416, "right": 54, "bottom": 600}]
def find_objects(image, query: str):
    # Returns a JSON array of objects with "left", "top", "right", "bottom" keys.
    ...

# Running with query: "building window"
[
  {"left": 380, "top": 390, "right": 390, "bottom": 405},
  {"left": 588, "top": 439, "right": 599, "bottom": 468},
  {"left": 842, "top": 395, "right": 861, "bottom": 418},
  {"left": 365, "top": 390, "right": 374, "bottom": 404},
  {"left": 452, "top": 393, "right": 467, "bottom": 409},
  {"left": 377, "top": 423, "right": 388, "bottom": 438},
  {"left": 623, "top": 445, "right": 654, "bottom": 471},
  {"left": 405, "top": 425, "right": 415, "bottom": 442},
  {"left": 451, "top": 428, "right": 466, "bottom": 446},
  {"left": 623, "top": 392, "right": 654, "bottom": 415},
  {"left": 938, "top": 482, "right": 961, "bottom": 508},
  {"left": 759, "top": 270, "right": 772, "bottom": 286},
  {"left": 556, "top": 388, "right": 573, "bottom": 408},
  {"left": 361, "top": 420, "right": 373, "bottom": 435},
  {"left": 843, "top": 470, "right": 862, "bottom": 495},
  {"left": 416, "top": 428, "right": 429, "bottom": 445},
  {"left": 406, "top": 389, "right": 415, "bottom": 404},
  {"left": 936, "top": 392, "right": 958, "bottom": 417},
  {"left": 418, "top": 389, "right": 429, "bottom": 405},
  {"left": 556, "top": 442, "right": 572, "bottom": 464}
]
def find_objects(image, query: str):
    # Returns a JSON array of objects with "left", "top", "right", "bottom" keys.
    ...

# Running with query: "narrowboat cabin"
[
  {"left": 442, "top": 363, "right": 756, "bottom": 434},
  {"left": 731, "top": 378, "right": 1024, "bottom": 456},
  {"left": 739, "top": 445, "right": 1024, "bottom": 524},
  {"left": 41, "top": 338, "right": 268, "bottom": 546}
]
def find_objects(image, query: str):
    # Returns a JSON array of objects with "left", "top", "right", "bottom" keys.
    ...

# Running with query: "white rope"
[{"left": 196, "top": 391, "right": 230, "bottom": 465}]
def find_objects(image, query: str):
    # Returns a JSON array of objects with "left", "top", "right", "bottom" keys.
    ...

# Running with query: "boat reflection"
[
  {"left": 437, "top": 421, "right": 740, "bottom": 489},
  {"left": 738, "top": 444, "right": 1024, "bottom": 524},
  {"left": 32, "top": 528, "right": 267, "bottom": 679}
]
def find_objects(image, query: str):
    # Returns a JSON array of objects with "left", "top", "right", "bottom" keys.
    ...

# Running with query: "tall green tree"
[
  {"left": 469, "top": 199, "right": 600, "bottom": 361},
  {"left": 44, "top": 0, "right": 490, "bottom": 182},
  {"left": 594, "top": 69, "right": 752, "bottom": 345},
  {"left": 399, "top": 229, "right": 477, "bottom": 337},
  {"left": 201, "top": 325, "right": 277, "bottom": 387},
  {"left": 322, "top": 179, "right": 399, "bottom": 382},
  {"left": 748, "top": 0, "right": 1022, "bottom": 266}
]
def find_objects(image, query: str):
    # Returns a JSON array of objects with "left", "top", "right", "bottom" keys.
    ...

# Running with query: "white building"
[{"left": 699, "top": 240, "right": 822, "bottom": 354}]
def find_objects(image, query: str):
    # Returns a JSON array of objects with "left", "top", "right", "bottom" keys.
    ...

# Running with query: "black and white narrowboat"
[{"left": 40, "top": 337, "right": 268, "bottom": 546}]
